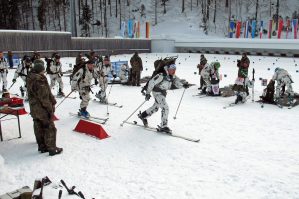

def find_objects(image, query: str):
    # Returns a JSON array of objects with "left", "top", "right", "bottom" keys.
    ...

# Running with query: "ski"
[
  {"left": 93, "top": 99, "right": 123, "bottom": 108},
  {"left": 124, "top": 121, "right": 200, "bottom": 142},
  {"left": 223, "top": 103, "right": 238, "bottom": 109},
  {"left": 69, "top": 112, "right": 108, "bottom": 124},
  {"left": 192, "top": 94, "right": 208, "bottom": 98},
  {"left": 56, "top": 95, "right": 76, "bottom": 99}
]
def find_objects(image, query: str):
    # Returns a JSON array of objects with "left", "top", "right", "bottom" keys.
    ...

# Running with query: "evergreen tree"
[{"left": 79, "top": 3, "right": 92, "bottom": 37}]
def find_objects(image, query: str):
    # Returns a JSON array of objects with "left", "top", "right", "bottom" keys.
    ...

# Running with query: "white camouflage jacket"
[{"left": 146, "top": 73, "right": 183, "bottom": 96}]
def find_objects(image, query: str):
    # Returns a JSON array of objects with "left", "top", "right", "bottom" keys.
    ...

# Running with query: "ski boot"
[
  {"left": 95, "top": 91, "right": 101, "bottom": 99},
  {"left": 78, "top": 107, "right": 90, "bottom": 118},
  {"left": 235, "top": 94, "right": 243, "bottom": 104},
  {"left": 158, "top": 126, "right": 172, "bottom": 134},
  {"left": 57, "top": 88, "right": 65, "bottom": 97},
  {"left": 138, "top": 111, "right": 148, "bottom": 127},
  {"left": 48, "top": 147, "right": 63, "bottom": 156},
  {"left": 20, "top": 86, "right": 25, "bottom": 97}
]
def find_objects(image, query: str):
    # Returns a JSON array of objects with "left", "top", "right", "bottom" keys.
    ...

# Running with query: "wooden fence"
[{"left": 0, "top": 30, "right": 151, "bottom": 57}]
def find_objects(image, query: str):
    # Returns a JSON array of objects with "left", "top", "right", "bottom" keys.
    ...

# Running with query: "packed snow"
[{"left": 0, "top": 53, "right": 299, "bottom": 199}]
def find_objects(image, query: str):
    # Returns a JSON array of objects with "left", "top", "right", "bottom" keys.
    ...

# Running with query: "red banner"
[
  {"left": 277, "top": 19, "right": 283, "bottom": 39},
  {"left": 236, "top": 21, "right": 241, "bottom": 38}
]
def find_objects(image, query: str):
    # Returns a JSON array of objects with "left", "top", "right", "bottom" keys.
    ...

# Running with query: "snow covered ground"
[{"left": 0, "top": 53, "right": 299, "bottom": 199}]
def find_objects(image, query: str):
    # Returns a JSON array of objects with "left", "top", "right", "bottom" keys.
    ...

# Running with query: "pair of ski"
[
  {"left": 123, "top": 121, "right": 200, "bottom": 142},
  {"left": 69, "top": 112, "right": 108, "bottom": 124},
  {"left": 93, "top": 99, "right": 123, "bottom": 108}
]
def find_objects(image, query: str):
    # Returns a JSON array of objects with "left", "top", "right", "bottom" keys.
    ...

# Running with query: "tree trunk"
[
  {"left": 255, "top": 0, "right": 259, "bottom": 20},
  {"left": 213, "top": 0, "right": 216, "bottom": 23},
  {"left": 182, "top": 0, "right": 185, "bottom": 13},
  {"left": 115, "top": 0, "right": 117, "bottom": 18}
]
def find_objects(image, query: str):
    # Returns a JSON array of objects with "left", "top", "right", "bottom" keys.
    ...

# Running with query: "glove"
[
  {"left": 145, "top": 94, "right": 151, "bottom": 101},
  {"left": 60, "top": 73, "right": 63, "bottom": 76},
  {"left": 12, "top": 79, "right": 16, "bottom": 83},
  {"left": 95, "top": 79, "right": 99, "bottom": 85},
  {"left": 183, "top": 83, "right": 190, "bottom": 89},
  {"left": 113, "top": 74, "right": 117, "bottom": 78}
]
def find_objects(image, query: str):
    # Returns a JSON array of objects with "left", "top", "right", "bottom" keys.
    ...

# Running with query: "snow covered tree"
[{"left": 79, "top": 2, "right": 92, "bottom": 37}]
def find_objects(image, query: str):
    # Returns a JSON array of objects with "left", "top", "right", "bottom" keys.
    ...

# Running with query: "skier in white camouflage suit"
[
  {"left": 95, "top": 55, "right": 116, "bottom": 103},
  {"left": 119, "top": 64, "right": 130, "bottom": 83},
  {"left": 12, "top": 55, "right": 32, "bottom": 100},
  {"left": 48, "top": 54, "right": 65, "bottom": 97},
  {"left": 138, "top": 63, "right": 190, "bottom": 133},
  {"left": 272, "top": 67, "right": 294, "bottom": 103},
  {"left": 200, "top": 61, "right": 221, "bottom": 95},
  {"left": 71, "top": 60, "right": 98, "bottom": 118},
  {"left": 0, "top": 51, "right": 8, "bottom": 92}
]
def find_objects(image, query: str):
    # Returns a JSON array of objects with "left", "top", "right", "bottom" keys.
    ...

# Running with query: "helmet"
[
  {"left": 168, "top": 64, "right": 176, "bottom": 70},
  {"left": 55, "top": 54, "right": 61, "bottom": 59},
  {"left": 214, "top": 62, "right": 220, "bottom": 70},
  {"left": 275, "top": 67, "right": 280, "bottom": 72}
]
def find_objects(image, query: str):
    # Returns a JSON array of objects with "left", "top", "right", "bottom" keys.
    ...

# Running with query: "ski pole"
[
  {"left": 55, "top": 90, "right": 75, "bottom": 109},
  {"left": 120, "top": 100, "right": 147, "bottom": 126},
  {"left": 252, "top": 68, "right": 255, "bottom": 102},
  {"left": 8, "top": 81, "right": 16, "bottom": 90},
  {"left": 106, "top": 78, "right": 115, "bottom": 115},
  {"left": 173, "top": 88, "right": 186, "bottom": 120}
]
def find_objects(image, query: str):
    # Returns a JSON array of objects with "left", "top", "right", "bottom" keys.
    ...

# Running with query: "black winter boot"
[
  {"left": 138, "top": 111, "right": 148, "bottom": 127},
  {"left": 49, "top": 147, "right": 63, "bottom": 156}
]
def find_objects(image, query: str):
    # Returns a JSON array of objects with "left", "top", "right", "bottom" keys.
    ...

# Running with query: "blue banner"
[
  {"left": 245, "top": 21, "right": 249, "bottom": 38},
  {"left": 229, "top": 21, "right": 235, "bottom": 38},
  {"left": 109, "top": 61, "right": 128, "bottom": 81},
  {"left": 251, "top": 20, "right": 256, "bottom": 38},
  {"left": 128, "top": 19, "right": 134, "bottom": 38}
]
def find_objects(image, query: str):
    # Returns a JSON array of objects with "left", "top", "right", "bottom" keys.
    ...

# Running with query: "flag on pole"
[
  {"left": 236, "top": 21, "right": 241, "bottom": 38},
  {"left": 229, "top": 21, "right": 235, "bottom": 38},
  {"left": 277, "top": 19, "right": 283, "bottom": 39},
  {"left": 251, "top": 20, "right": 256, "bottom": 38},
  {"left": 245, "top": 21, "right": 249, "bottom": 38},
  {"left": 268, "top": 19, "right": 273, "bottom": 39},
  {"left": 128, "top": 19, "right": 134, "bottom": 38},
  {"left": 259, "top": 21, "right": 264, "bottom": 39},
  {"left": 286, "top": 19, "right": 291, "bottom": 39},
  {"left": 292, "top": 19, "right": 298, "bottom": 39}
]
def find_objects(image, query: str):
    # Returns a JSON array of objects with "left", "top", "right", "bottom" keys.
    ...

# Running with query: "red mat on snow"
[{"left": 74, "top": 119, "right": 109, "bottom": 140}]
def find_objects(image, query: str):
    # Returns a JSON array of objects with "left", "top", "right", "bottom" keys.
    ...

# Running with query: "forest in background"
[{"left": 0, "top": 0, "right": 298, "bottom": 37}]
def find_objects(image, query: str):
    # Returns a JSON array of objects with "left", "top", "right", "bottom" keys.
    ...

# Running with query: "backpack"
[
  {"left": 141, "top": 56, "right": 178, "bottom": 94},
  {"left": 45, "top": 58, "right": 54, "bottom": 74},
  {"left": 260, "top": 80, "right": 275, "bottom": 103}
]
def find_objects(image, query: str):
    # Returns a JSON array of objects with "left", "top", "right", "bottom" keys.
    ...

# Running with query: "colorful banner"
[
  {"left": 277, "top": 19, "right": 283, "bottom": 39},
  {"left": 146, "top": 22, "right": 150, "bottom": 39},
  {"left": 259, "top": 21, "right": 263, "bottom": 39},
  {"left": 229, "top": 21, "right": 235, "bottom": 38},
  {"left": 128, "top": 19, "right": 134, "bottom": 38},
  {"left": 251, "top": 20, "right": 256, "bottom": 38},
  {"left": 292, "top": 19, "right": 298, "bottom": 39},
  {"left": 268, "top": 20, "right": 273, "bottom": 39},
  {"left": 236, "top": 21, "right": 241, "bottom": 38},
  {"left": 136, "top": 21, "right": 140, "bottom": 38},
  {"left": 245, "top": 21, "right": 249, "bottom": 38},
  {"left": 120, "top": 21, "right": 126, "bottom": 37},
  {"left": 286, "top": 19, "right": 291, "bottom": 39}
]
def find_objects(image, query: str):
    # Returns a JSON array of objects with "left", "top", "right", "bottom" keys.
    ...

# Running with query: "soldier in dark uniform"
[
  {"left": 130, "top": 52, "right": 143, "bottom": 86},
  {"left": 27, "top": 60, "right": 63, "bottom": 156}
]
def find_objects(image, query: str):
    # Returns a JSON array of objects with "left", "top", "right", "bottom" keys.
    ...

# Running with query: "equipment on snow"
[
  {"left": 124, "top": 121, "right": 200, "bottom": 142},
  {"left": 120, "top": 100, "right": 147, "bottom": 126}
]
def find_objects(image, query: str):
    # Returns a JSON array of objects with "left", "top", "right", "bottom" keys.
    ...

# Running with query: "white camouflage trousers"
[
  {"left": 202, "top": 74, "right": 211, "bottom": 93},
  {"left": 49, "top": 74, "right": 63, "bottom": 91},
  {"left": 0, "top": 72, "right": 8, "bottom": 90},
  {"left": 97, "top": 76, "right": 109, "bottom": 102},
  {"left": 145, "top": 92, "right": 169, "bottom": 128},
  {"left": 275, "top": 77, "right": 294, "bottom": 99},
  {"left": 79, "top": 89, "right": 90, "bottom": 109}
]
